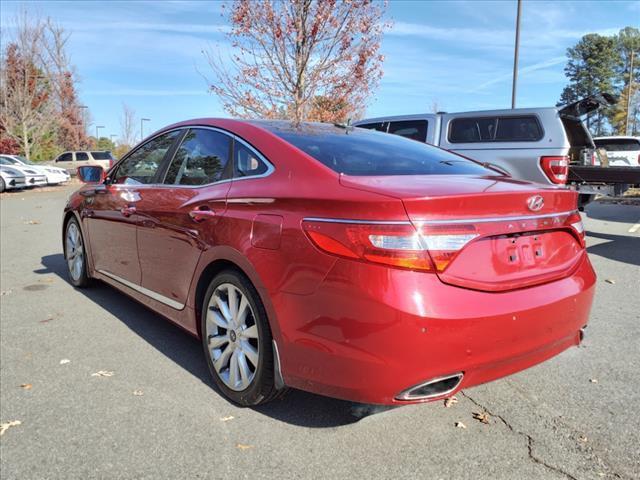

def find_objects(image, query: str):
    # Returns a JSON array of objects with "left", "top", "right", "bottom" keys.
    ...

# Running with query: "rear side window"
[
  {"left": 357, "top": 122, "right": 387, "bottom": 132},
  {"left": 388, "top": 120, "right": 428, "bottom": 142},
  {"left": 91, "top": 151, "right": 114, "bottom": 160},
  {"left": 594, "top": 139, "right": 640, "bottom": 151},
  {"left": 76, "top": 152, "right": 89, "bottom": 161},
  {"left": 272, "top": 126, "right": 492, "bottom": 176},
  {"left": 113, "top": 131, "right": 181, "bottom": 184},
  {"left": 449, "top": 116, "right": 542, "bottom": 143},
  {"left": 56, "top": 153, "right": 72, "bottom": 162},
  {"left": 234, "top": 141, "right": 269, "bottom": 177},
  {"left": 164, "top": 129, "right": 231, "bottom": 186}
]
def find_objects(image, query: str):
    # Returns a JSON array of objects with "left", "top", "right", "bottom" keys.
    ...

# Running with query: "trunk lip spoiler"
[{"left": 303, "top": 210, "right": 577, "bottom": 226}]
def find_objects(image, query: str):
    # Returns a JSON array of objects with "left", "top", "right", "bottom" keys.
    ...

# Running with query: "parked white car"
[
  {"left": 0, "top": 165, "right": 27, "bottom": 192},
  {"left": 0, "top": 154, "right": 70, "bottom": 185},
  {"left": 593, "top": 136, "right": 640, "bottom": 167},
  {"left": 0, "top": 157, "right": 47, "bottom": 187}
]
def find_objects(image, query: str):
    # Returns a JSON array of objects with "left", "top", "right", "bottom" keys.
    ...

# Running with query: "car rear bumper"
[{"left": 275, "top": 252, "right": 596, "bottom": 405}]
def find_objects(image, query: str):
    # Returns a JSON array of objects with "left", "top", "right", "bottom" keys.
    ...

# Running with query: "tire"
[
  {"left": 201, "top": 269, "right": 283, "bottom": 406},
  {"left": 64, "top": 217, "right": 90, "bottom": 288},
  {"left": 577, "top": 194, "right": 595, "bottom": 211},
  {"left": 0, "top": 178, "right": 5, "bottom": 193}
]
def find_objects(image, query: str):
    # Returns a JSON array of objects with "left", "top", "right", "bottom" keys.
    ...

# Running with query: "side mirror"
[{"left": 77, "top": 165, "right": 105, "bottom": 183}]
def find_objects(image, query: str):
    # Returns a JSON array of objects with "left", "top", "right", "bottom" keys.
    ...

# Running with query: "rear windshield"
[
  {"left": 263, "top": 123, "right": 492, "bottom": 176},
  {"left": 594, "top": 139, "right": 640, "bottom": 151},
  {"left": 91, "top": 151, "right": 114, "bottom": 160}
]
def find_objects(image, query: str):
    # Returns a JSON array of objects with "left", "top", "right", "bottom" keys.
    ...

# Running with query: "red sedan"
[{"left": 64, "top": 119, "right": 595, "bottom": 406}]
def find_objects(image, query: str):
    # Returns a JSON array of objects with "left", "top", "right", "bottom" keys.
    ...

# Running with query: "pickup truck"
[{"left": 355, "top": 94, "right": 640, "bottom": 207}]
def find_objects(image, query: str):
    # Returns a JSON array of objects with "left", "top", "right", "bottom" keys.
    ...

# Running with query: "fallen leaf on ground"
[
  {"left": 236, "top": 443, "right": 253, "bottom": 450},
  {"left": 38, "top": 278, "right": 54, "bottom": 284},
  {"left": 133, "top": 390, "right": 144, "bottom": 396},
  {"left": 0, "top": 420, "right": 21, "bottom": 436},
  {"left": 472, "top": 411, "right": 491, "bottom": 424},
  {"left": 91, "top": 370, "right": 114, "bottom": 377},
  {"left": 24, "top": 220, "right": 41, "bottom": 225},
  {"left": 220, "top": 415, "right": 234, "bottom": 422},
  {"left": 604, "top": 279, "right": 615, "bottom": 284},
  {"left": 0, "top": 289, "right": 12, "bottom": 296},
  {"left": 589, "top": 378, "right": 598, "bottom": 383},
  {"left": 19, "top": 384, "right": 32, "bottom": 390},
  {"left": 455, "top": 421, "right": 467, "bottom": 429},
  {"left": 59, "top": 359, "right": 71, "bottom": 365},
  {"left": 444, "top": 396, "right": 458, "bottom": 408},
  {"left": 579, "top": 435, "right": 588, "bottom": 443}
]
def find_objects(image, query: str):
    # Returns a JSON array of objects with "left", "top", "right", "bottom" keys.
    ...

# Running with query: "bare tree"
[
  {"left": 203, "top": 0, "right": 389, "bottom": 124},
  {"left": 119, "top": 103, "right": 138, "bottom": 148}
]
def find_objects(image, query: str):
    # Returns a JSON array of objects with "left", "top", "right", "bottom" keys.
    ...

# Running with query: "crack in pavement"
[{"left": 460, "top": 391, "right": 581, "bottom": 480}]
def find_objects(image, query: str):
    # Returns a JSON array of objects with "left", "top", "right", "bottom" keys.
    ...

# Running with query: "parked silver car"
[
  {"left": 0, "top": 157, "right": 47, "bottom": 187},
  {"left": 52, "top": 150, "right": 115, "bottom": 175},
  {"left": 355, "top": 95, "right": 612, "bottom": 187},
  {"left": 0, "top": 165, "right": 27, "bottom": 192}
]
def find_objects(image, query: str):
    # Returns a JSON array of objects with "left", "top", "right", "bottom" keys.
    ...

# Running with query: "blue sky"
[{"left": 1, "top": 0, "right": 639, "bottom": 141}]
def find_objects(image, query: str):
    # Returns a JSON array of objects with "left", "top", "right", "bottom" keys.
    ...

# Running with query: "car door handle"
[
  {"left": 120, "top": 206, "right": 136, "bottom": 217},
  {"left": 189, "top": 207, "right": 216, "bottom": 223}
]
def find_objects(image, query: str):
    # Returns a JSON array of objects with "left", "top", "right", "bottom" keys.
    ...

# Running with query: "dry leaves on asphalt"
[
  {"left": 133, "top": 390, "right": 144, "bottom": 396},
  {"left": 0, "top": 289, "right": 12, "bottom": 296},
  {"left": 590, "top": 378, "right": 598, "bottom": 383},
  {"left": 19, "top": 384, "right": 32, "bottom": 390},
  {"left": 24, "top": 220, "right": 41, "bottom": 225},
  {"left": 0, "top": 420, "right": 21, "bottom": 436},
  {"left": 91, "top": 370, "right": 114, "bottom": 377},
  {"left": 236, "top": 443, "right": 253, "bottom": 450},
  {"left": 444, "top": 396, "right": 458, "bottom": 408},
  {"left": 59, "top": 359, "right": 71, "bottom": 365},
  {"left": 472, "top": 411, "right": 491, "bottom": 424},
  {"left": 604, "top": 279, "right": 616, "bottom": 284},
  {"left": 455, "top": 421, "right": 467, "bottom": 429},
  {"left": 220, "top": 416, "right": 235, "bottom": 422}
]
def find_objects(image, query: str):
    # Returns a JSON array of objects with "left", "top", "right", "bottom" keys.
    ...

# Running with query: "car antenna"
[{"left": 333, "top": 118, "right": 353, "bottom": 134}]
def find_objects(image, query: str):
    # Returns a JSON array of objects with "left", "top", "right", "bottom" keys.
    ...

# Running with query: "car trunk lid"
[{"left": 340, "top": 174, "right": 585, "bottom": 292}]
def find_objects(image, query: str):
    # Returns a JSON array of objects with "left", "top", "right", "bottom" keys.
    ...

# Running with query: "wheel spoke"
[
  {"left": 241, "top": 324, "right": 258, "bottom": 339},
  {"left": 237, "top": 350, "right": 251, "bottom": 388},
  {"left": 207, "top": 308, "right": 229, "bottom": 330},
  {"left": 213, "top": 345, "right": 233, "bottom": 373},
  {"left": 208, "top": 334, "right": 229, "bottom": 349},
  {"left": 240, "top": 340, "right": 259, "bottom": 366},
  {"left": 227, "top": 286, "right": 239, "bottom": 321},
  {"left": 73, "top": 256, "right": 82, "bottom": 279},
  {"left": 236, "top": 295, "right": 249, "bottom": 326},
  {"left": 229, "top": 350, "right": 239, "bottom": 388},
  {"left": 214, "top": 294, "right": 232, "bottom": 322}
]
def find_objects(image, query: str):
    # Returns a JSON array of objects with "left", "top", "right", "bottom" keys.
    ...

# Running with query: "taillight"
[
  {"left": 540, "top": 156, "right": 569, "bottom": 184},
  {"left": 590, "top": 151, "right": 597, "bottom": 166},
  {"left": 302, "top": 221, "right": 479, "bottom": 272}
]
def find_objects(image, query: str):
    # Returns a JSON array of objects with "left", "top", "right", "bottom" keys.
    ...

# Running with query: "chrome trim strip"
[
  {"left": 396, "top": 373, "right": 464, "bottom": 401},
  {"left": 97, "top": 269, "right": 184, "bottom": 310},
  {"left": 414, "top": 210, "right": 576, "bottom": 225},
  {"left": 303, "top": 217, "right": 412, "bottom": 225}
]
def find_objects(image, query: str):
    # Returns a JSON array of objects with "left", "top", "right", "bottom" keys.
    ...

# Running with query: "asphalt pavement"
[{"left": 1, "top": 184, "right": 639, "bottom": 480}]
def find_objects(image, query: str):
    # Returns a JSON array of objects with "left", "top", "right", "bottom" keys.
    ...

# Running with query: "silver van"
[
  {"left": 354, "top": 95, "right": 612, "bottom": 187},
  {"left": 53, "top": 151, "right": 115, "bottom": 175}
]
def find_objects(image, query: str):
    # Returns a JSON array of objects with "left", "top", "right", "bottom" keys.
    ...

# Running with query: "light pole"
[
  {"left": 79, "top": 105, "right": 88, "bottom": 148},
  {"left": 95, "top": 125, "right": 105, "bottom": 140},
  {"left": 511, "top": 0, "right": 522, "bottom": 109},
  {"left": 141, "top": 118, "right": 150, "bottom": 141},
  {"left": 110, "top": 134, "right": 117, "bottom": 145}
]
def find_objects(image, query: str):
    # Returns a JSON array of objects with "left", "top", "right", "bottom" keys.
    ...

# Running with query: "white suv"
[
  {"left": 53, "top": 151, "right": 115, "bottom": 175},
  {"left": 593, "top": 136, "right": 640, "bottom": 167}
]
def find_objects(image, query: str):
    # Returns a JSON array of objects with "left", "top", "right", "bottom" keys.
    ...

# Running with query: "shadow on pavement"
[
  {"left": 36, "top": 252, "right": 397, "bottom": 428},
  {"left": 586, "top": 231, "right": 640, "bottom": 267}
]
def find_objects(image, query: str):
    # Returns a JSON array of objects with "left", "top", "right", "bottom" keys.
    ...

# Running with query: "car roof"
[
  {"left": 593, "top": 136, "right": 640, "bottom": 140},
  {"left": 355, "top": 107, "right": 559, "bottom": 124}
]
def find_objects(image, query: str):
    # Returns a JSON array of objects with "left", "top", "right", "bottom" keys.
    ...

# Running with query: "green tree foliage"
[{"left": 611, "top": 27, "right": 640, "bottom": 135}]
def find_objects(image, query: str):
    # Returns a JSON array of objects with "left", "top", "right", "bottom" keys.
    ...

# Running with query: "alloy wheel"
[
  {"left": 205, "top": 283, "right": 260, "bottom": 391},
  {"left": 65, "top": 222, "right": 84, "bottom": 281}
]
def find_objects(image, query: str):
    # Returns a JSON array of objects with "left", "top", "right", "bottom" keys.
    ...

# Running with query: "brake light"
[
  {"left": 540, "top": 156, "right": 569, "bottom": 184},
  {"left": 302, "top": 221, "right": 479, "bottom": 272}
]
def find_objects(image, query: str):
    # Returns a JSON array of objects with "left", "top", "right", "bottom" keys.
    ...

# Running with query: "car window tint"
[
  {"left": 91, "top": 151, "right": 113, "bottom": 160},
  {"left": 113, "top": 131, "right": 181, "bottom": 185},
  {"left": 449, "top": 116, "right": 542, "bottom": 143},
  {"left": 76, "top": 152, "right": 89, "bottom": 161},
  {"left": 57, "top": 153, "right": 73, "bottom": 162},
  {"left": 164, "top": 129, "right": 231, "bottom": 186},
  {"left": 387, "top": 120, "right": 428, "bottom": 142},
  {"left": 270, "top": 124, "right": 492, "bottom": 176},
  {"left": 357, "top": 122, "right": 387, "bottom": 132},
  {"left": 0, "top": 156, "right": 18, "bottom": 165},
  {"left": 234, "top": 141, "right": 268, "bottom": 177},
  {"left": 594, "top": 139, "right": 640, "bottom": 151}
]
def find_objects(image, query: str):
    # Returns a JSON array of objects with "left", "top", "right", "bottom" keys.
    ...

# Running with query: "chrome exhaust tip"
[
  {"left": 396, "top": 373, "right": 464, "bottom": 401},
  {"left": 580, "top": 326, "right": 587, "bottom": 342}
]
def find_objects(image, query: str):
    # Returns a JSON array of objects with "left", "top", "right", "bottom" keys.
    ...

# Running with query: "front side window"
[
  {"left": 449, "top": 116, "right": 542, "bottom": 143},
  {"left": 268, "top": 124, "right": 492, "bottom": 176},
  {"left": 113, "top": 131, "right": 181, "bottom": 185},
  {"left": 357, "top": 122, "right": 387, "bottom": 132},
  {"left": 164, "top": 129, "right": 231, "bottom": 186},
  {"left": 56, "top": 153, "right": 73, "bottom": 162},
  {"left": 0, "top": 156, "right": 18, "bottom": 165},
  {"left": 387, "top": 120, "right": 428, "bottom": 142},
  {"left": 76, "top": 152, "right": 89, "bottom": 161}
]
